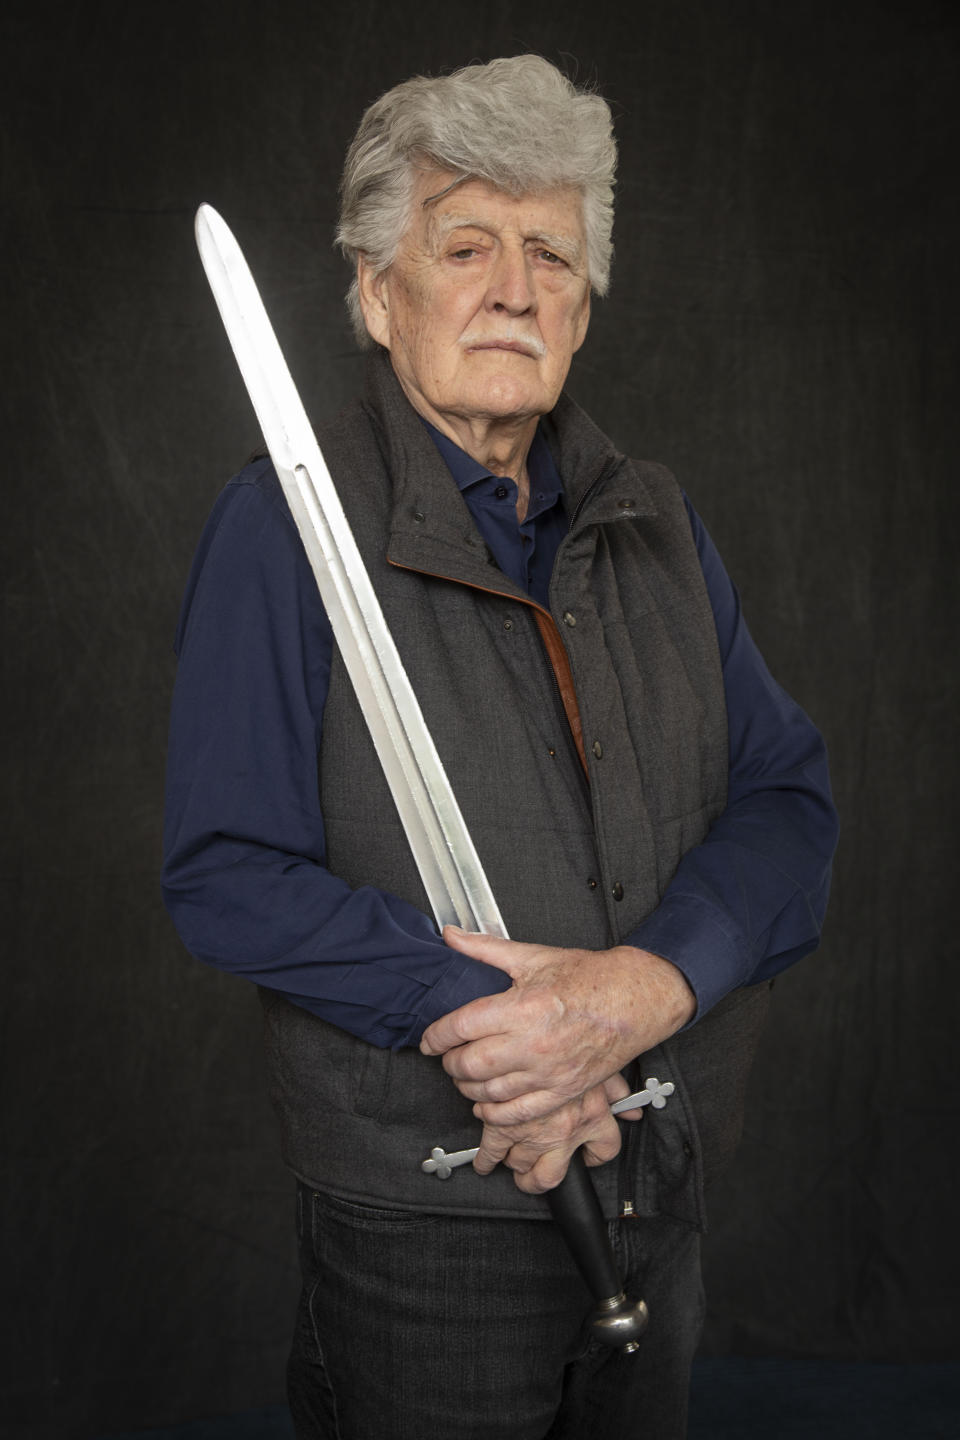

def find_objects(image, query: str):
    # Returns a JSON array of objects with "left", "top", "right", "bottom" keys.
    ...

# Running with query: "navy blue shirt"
[
  {"left": 162, "top": 425, "right": 838, "bottom": 1048},
  {"left": 423, "top": 420, "right": 567, "bottom": 609}
]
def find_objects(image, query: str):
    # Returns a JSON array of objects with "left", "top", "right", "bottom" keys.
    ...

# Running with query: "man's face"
[{"left": 358, "top": 173, "right": 591, "bottom": 434}]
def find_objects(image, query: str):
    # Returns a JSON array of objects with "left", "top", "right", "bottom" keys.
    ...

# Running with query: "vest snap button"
[
  {"left": 611, "top": 881, "right": 624, "bottom": 901},
  {"left": 592, "top": 739, "right": 603, "bottom": 759},
  {"left": 563, "top": 611, "right": 576, "bottom": 627},
  {"left": 503, "top": 619, "right": 514, "bottom": 631},
  {"left": 413, "top": 510, "right": 425, "bottom": 523}
]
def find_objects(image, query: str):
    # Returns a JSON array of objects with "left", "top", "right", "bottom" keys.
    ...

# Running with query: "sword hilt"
[
  {"left": 421, "top": 1082, "right": 670, "bottom": 1349},
  {"left": 546, "top": 1150, "right": 648, "bottom": 1352}
]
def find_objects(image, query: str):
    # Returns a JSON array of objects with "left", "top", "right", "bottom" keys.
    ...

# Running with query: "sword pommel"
[
  {"left": 588, "top": 1292, "right": 649, "bottom": 1351},
  {"left": 545, "top": 1150, "right": 648, "bottom": 1354}
]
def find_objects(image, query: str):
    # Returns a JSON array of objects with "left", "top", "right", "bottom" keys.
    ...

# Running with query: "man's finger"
[
  {"left": 419, "top": 992, "right": 512, "bottom": 1056},
  {"left": 452, "top": 1069, "right": 542, "bottom": 1104},
  {"left": 581, "top": 1128, "right": 623, "bottom": 1167},
  {"left": 603, "top": 1072, "right": 645, "bottom": 1121},
  {"left": 604, "top": 1073, "right": 631, "bottom": 1103},
  {"left": 512, "top": 1146, "right": 577, "bottom": 1194},
  {"left": 441, "top": 925, "right": 522, "bottom": 968},
  {"left": 438, "top": 1033, "right": 528, "bottom": 1083},
  {"left": 513, "top": 1129, "right": 621, "bottom": 1191},
  {"left": 472, "top": 1088, "right": 573, "bottom": 1126},
  {"left": 472, "top": 1127, "right": 512, "bottom": 1176},
  {"left": 441, "top": 926, "right": 550, "bottom": 980}
]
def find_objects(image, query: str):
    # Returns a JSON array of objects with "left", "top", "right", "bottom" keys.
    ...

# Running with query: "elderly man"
[{"left": 163, "top": 56, "right": 838, "bottom": 1440}]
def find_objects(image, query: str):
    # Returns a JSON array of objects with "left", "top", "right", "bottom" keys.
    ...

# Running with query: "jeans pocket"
[{"left": 311, "top": 1187, "right": 443, "bottom": 1233}]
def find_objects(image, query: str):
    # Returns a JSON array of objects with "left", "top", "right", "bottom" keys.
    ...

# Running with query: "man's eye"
[
  {"left": 450, "top": 247, "right": 478, "bottom": 260},
  {"left": 538, "top": 249, "right": 565, "bottom": 265}
]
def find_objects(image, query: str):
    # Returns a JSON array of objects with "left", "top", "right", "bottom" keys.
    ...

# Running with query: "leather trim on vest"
[
  {"left": 387, "top": 557, "right": 589, "bottom": 775},
  {"left": 531, "top": 609, "right": 587, "bottom": 775}
]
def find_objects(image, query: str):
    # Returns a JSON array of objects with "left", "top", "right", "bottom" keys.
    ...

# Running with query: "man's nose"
[{"left": 485, "top": 246, "right": 537, "bottom": 315}]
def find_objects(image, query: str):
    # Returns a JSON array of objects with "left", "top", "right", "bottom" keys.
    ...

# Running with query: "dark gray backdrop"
[{"left": 3, "top": 1, "right": 958, "bottom": 1436}]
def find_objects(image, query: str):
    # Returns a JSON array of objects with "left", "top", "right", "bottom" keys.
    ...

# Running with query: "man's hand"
[
  {"left": 421, "top": 929, "right": 696, "bottom": 1125},
  {"left": 473, "top": 1081, "right": 624, "bottom": 1194}
]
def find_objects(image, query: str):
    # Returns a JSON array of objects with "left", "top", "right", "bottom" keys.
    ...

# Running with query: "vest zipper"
[
  {"left": 617, "top": 1060, "right": 647, "bottom": 1218},
  {"left": 567, "top": 458, "right": 622, "bottom": 530}
]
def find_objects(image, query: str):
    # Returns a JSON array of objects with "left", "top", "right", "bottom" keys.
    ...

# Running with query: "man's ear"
[{"left": 356, "top": 257, "right": 391, "bottom": 350}]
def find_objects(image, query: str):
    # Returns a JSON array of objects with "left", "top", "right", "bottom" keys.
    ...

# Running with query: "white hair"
[{"left": 336, "top": 56, "right": 617, "bottom": 346}]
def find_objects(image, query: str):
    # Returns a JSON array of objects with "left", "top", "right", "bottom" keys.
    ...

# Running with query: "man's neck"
[{"left": 412, "top": 405, "right": 538, "bottom": 521}]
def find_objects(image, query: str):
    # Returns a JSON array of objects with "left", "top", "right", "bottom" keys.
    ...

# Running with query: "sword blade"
[{"left": 194, "top": 204, "right": 506, "bottom": 937}]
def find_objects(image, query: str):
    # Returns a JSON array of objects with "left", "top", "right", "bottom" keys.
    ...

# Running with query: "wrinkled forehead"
[{"left": 409, "top": 171, "right": 586, "bottom": 259}]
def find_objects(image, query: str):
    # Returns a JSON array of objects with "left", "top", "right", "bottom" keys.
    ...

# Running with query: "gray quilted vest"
[{"left": 261, "top": 353, "right": 770, "bottom": 1225}]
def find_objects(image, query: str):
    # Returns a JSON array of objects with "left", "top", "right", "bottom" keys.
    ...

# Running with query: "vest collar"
[{"left": 360, "top": 349, "right": 658, "bottom": 589}]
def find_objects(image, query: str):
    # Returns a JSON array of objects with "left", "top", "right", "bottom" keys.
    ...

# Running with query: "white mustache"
[{"left": 460, "top": 332, "right": 547, "bottom": 359}]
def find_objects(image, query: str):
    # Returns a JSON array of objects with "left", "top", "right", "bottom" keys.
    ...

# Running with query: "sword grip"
[
  {"left": 546, "top": 1149, "right": 649, "bottom": 1352},
  {"left": 546, "top": 1149, "right": 621, "bottom": 1299}
]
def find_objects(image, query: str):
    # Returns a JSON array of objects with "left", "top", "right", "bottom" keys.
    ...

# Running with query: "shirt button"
[
  {"left": 617, "top": 497, "right": 636, "bottom": 510},
  {"left": 495, "top": 484, "right": 509, "bottom": 499},
  {"left": 563, "top": 611, "right": 576, "bottom": 627},
  {"left": 587, "top": 877, "right": 598, "bottom": 890},
  {"left": 611, "top": 882, "right": 624, "bottom": 902},
  {"left": 412, "top": 510, "right": 425, "bottom": 523},
  {"left": 592, "top": 740, "right": 603, "bottom": 759},
  {"left": 503, "top": 619, "right": 514, "bottom": 631},
  {"left": 547, "top": 747, "right": 557, "bottom": 757}
]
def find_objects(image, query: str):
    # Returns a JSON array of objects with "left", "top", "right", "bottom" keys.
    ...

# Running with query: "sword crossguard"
[
  {"left": 610, "top": 1076, "right": 675, "bottom": 1115},
  {"left": 421, "top": 1145, "right": 480, "bottom": 1179},
  {"left": 421, "top": 1079, "right": 674, "bottom": 1178}
]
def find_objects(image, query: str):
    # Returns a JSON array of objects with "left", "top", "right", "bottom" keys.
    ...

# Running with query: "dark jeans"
[{"left": 288, "top": 1182, "right": 704, "bottom": 1440}]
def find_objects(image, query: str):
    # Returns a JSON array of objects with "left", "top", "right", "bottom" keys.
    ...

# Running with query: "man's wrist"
[{"left": 615, "top": 944, "right": 698, "bottom": 1034}]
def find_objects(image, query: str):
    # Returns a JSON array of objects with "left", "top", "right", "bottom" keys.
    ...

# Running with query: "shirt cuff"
[
  {"left": 400, "top": 950, "right": 512, "bottom": 1046},
  {"left": 624, "top": 892, "right": 756, "bottom": 1024}
]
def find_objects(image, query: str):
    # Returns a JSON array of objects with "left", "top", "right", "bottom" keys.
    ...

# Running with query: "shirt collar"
[{"left": 418, "top": 416, "right": 564, "bottom": 514}]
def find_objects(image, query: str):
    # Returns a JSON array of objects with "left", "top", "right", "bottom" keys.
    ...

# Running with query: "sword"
[{"left": 194, "top": 203, "right": 649, "bottom": 1351}]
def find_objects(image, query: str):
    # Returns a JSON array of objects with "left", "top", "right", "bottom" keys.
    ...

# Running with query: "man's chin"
[{"left": 461, "top": 378, "right": 556, "bottom": 423}]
